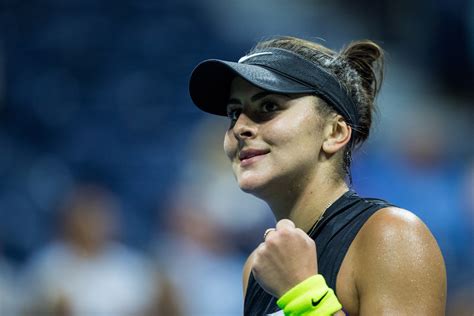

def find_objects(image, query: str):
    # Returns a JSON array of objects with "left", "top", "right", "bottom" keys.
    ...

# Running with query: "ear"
[{"left": 322, "top": 116, "right": 352, "bottom": 154}]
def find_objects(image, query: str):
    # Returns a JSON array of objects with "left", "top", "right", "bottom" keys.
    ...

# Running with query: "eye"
[
  {"left": 227, "top": 107, "right": 242, "bottom": 126},
  {"left": 260, "top": 101, "right": 279, "bottom": 113}
]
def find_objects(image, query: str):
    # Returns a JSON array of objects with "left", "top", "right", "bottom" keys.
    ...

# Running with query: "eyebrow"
[{"left": 227, "top": 91, "right": 291, "bottom": 105}]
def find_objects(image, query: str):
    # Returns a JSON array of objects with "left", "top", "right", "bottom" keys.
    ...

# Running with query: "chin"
[
  {"left": 237, "top": 180, "right": 262, "bottom": 193},
  {"left": 234, "top": 165, "right": 276, "bottom": 197},
  {"left": 237, "top": 175, "right": 272, "bottom": 198}
]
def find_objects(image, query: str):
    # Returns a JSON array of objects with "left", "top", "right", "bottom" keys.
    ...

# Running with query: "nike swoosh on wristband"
[
  {"left": 311, "top": 290, "right": 329, "bottom": 306},
  {"left": 266, "top": 311, "right": 284, "bottom": 316}
]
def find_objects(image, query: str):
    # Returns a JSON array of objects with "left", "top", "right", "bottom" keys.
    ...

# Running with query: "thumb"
[{"left": 276, "top": 218, "right": 296, "bottom": 230}]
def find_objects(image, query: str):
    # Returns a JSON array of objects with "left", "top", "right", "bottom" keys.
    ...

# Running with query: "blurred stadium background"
[{"left": 0, "top": 0, "right": 472, "bottom": 315}]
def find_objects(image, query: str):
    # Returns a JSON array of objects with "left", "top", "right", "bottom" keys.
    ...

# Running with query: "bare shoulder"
[
  {"left": 353, "top": 207, "right": 447, "bottom": 314},
  {"left": 355, "top": 206, "right": 441, "bottom": 251},
  {"left": 242, "top": 249, "right": 257, "bottom": 297}
]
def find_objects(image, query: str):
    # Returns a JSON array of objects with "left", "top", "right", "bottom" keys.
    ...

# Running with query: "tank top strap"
[{"left": 310, "top": 190, "right": 394, "bottom": 292}]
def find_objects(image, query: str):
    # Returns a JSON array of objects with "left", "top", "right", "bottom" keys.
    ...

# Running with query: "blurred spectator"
[
  {"left": 21, "top": 183, "right": 181, "bottom": 316},
  {"left": 447, "top": 284, "right": 474, "bottom": 316},
  {"left": 0, "top": 242, "right": 21, "bottom": 316},
  {"left": 154, "top": 205, "right": 245, "bottom": 316}
]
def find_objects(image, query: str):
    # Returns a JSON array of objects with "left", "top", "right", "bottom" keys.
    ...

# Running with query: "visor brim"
[{"left": 189, "top": 59, "right": 315, "bottom": 116}]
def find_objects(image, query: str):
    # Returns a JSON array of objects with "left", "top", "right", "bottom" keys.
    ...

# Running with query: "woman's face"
[{"left": 223, "top": 77, "right": 327, "bottom": 197}]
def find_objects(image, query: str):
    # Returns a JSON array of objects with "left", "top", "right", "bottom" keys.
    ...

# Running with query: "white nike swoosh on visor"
[{"left": 238, "top": 52, "right": 273, "bottom": 63}]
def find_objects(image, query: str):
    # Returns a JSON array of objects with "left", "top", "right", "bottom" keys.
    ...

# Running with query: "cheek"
[
  {"left": 262, "top": 114, "right": 324, "bottom": 171},
  {"left": 265, "top": 111, "right": 321, "bottom": 146},
  {"left": 223, "top": 132, "right": 236, "bottom": 160}
]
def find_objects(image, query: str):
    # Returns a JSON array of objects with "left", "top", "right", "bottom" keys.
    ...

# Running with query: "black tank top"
[{"left": 244, "top": 190, "right": 394, "bottom": 315}]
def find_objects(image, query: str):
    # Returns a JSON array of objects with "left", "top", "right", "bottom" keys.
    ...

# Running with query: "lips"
[{"left": 239, "top": 148, "right": 269, "bottom": 162}]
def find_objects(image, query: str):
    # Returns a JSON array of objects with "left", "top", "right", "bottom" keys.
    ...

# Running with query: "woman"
[{"left": 189, "top": 37, "right": 446, "bottom": 315}]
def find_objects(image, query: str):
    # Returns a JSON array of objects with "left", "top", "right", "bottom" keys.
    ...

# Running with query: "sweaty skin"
[
  {"left": 227, "top": 78, "right": 446, "bottom": 315},
  {"left": 243, "top": 208, "right": 446, "bottom": 315}
]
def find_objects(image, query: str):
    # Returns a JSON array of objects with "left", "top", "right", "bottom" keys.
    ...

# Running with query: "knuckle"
[
  {"left": 252, "top": 254, "right": 263, "bottom": 269},
  {"left": 256, "top": 243, "right": 267, "bottom": 255},
  {"left": 279, "top": 219, "right": 292, "bottom": 225},
  {"left": 265, "top": 237, "right": 278, "bottom": 248},
  {"left": 295, "top": 228, "right": 313, "bottom": 242},
  {"left": 251, "top": 264, "right": 259, "bottom": 276},
  {"left": 295, "top": 228, "right": 306, "bottom": 235},
  {"left": 278, "top": 227, "right": 292, "bottom": 237},
  {"left": 252, "top": 256, "right": 260, "bottom": 267},
  {"left": 276, "top": 218, "right": 295, "bottom": 230}
]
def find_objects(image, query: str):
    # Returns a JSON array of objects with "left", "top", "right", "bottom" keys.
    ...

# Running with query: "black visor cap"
[{"left": 189, "top": 59, "right": 316, "bottom": 117}]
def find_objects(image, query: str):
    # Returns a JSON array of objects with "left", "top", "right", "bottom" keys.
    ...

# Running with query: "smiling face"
[{"left": 223, "top": 77, "right": 328, "bottom": 198}]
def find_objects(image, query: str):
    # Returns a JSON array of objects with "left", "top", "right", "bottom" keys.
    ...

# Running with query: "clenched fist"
[{"left": 252, "top": 219, "right": 318, "bottom": 298}]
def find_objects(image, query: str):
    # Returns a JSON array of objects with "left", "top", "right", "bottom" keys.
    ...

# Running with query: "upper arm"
[
  {"left": 242, "top": 250, "right": 256, "bottom": 297},
  {"left": 355, "top": 207, "right": 446, "bottom": 315}
]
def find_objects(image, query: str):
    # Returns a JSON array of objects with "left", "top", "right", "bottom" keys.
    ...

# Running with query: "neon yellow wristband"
[{"left": 276, "top": 275, "right": 342, "bottom": 316}]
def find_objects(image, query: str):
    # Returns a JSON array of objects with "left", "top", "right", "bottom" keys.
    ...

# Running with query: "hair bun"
[{"left": 340, "top": 40, "right": 384, "bottom": 100}]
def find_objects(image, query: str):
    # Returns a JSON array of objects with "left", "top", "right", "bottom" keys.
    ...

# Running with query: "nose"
[{"left": 232, "top": 112, "right": 257, "bottom": 140}]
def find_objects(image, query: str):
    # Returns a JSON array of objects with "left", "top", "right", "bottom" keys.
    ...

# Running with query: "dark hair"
[{"left": 250, "top": 36, "right": 384, "bottom": 179}]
